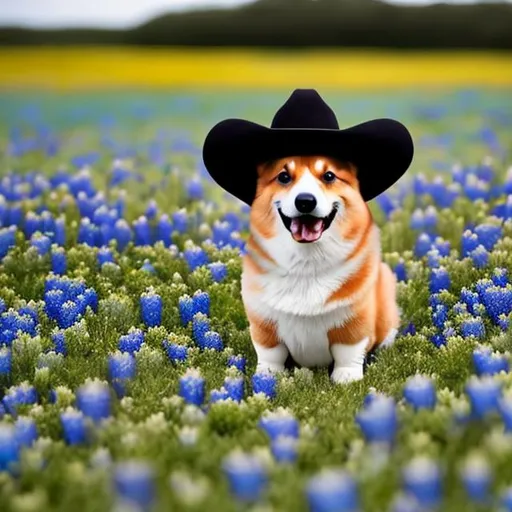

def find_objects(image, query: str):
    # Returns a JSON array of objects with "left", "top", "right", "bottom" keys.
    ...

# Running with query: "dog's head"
[{"left": 250, "top": 155, "right": 368, "bottom": 245}]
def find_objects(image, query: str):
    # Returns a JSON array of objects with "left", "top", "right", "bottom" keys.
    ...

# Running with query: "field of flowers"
[{"left": 0, "top": 85, "right": 512, "bottom": 512}]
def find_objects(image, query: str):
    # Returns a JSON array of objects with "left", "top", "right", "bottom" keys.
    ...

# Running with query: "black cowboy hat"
[{"left": 202, "top": 89, "right": 414, "bottom": 205}]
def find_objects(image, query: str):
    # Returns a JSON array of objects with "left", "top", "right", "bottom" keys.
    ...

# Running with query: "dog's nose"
[{"left": 295, "top": 193, "right": 317, "bottom": 214}]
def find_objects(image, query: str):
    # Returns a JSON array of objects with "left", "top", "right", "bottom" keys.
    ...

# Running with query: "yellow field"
[{"left": 0, "top": 46, "right": 512, "bottom": 90}]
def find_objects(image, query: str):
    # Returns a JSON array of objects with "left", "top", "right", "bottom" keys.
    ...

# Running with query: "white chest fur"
[{"left": 241, "top": 225, "right": 378, "bottom": 368}]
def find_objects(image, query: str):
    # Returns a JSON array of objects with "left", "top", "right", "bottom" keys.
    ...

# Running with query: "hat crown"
[{"left": 271, "top": 89, "right": 340, "bottom": 130}]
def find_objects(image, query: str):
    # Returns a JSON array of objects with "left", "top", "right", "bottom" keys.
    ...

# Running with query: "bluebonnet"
[
  {"left": 432, "top": 304, "right": 448, "bottom": 329},
  {"left": 474, "top": 223, "right": 502, "bottom": 251},
  {"left": 0, "top": 226, "right": 17, "bottom": 259},
  {"left": 208, "top": 261, "right": 228, "bottom": 282},
  {"left": 60, "top": 408, "right": 88, "bottom": 445},
  {"left": 114, "top": 219, "right": 132, "bottom": 251},
  {"left": 140, "top": 288, "right": 163, "bottom": 327},
  {"left": 210, "top": 387, "right": 230, "bottom": 403},
  {"left": 0, "top": 424, "right": 20, "bottom": 472},
  {"left": 119, "top": 328, "right": 145, "bottom": 353},
  {"left": 271, "top": 436, "right": 298, "bottom": 464},
  {"left": 259, "top": 408, "right": 300, "bottom": 440},
  {"left": 140, "top": 259, "right": 155, "bottom": 273},
  {"left": 223, "top": 376, "right": 244, "bottom": 402},
  {"left": 97, "top": 247, "right": 115, "bottom": 266},
  {"left": 252, "top": 370, "right": 277, "bottom": 399},
  {"left": 430, "top": 267, "right": 450, "bottom": 293},
  {"left": 414, "top": 233, "right": 432, "bottom": 258},
  {"left": 76, "top": 380, "right": 112, "bottom": 423},
  {"left": 114, "top": 461, "right": 155, "bottom": 511},
  {"left": 162, "top": 340, "right": 188, "bottom": 363},
  {"left": 187, "top": 177, "right": 204, "bottom": 200},
  {"left": 465, "top": 375, "right": 502, "bottom": 419},
  {"left": 394, "top": 259, "right": 407, "bottom": 282},
  {"left": 145, "top": 199, "right": 158, "bottom": 220},
  {"left": 227, "top": 354, "right": 246, "bottom": 373},
  {"left": 2, "top": 383, "right": 38, "bottom": 416},
  {"left": 460, "top": 317, "right": 486, "bottom": 339},
  {"left": 172, "top": 209, "right": 188, "bottom": 233},
  {"left": 426, "top": 248, "right": 441, "bottom": 268},
  {"left": 156, "top": 214, "right": 173, "bottom": 246},
  {"left": 0, "top": 347, "right": 11, "bottom": 374},
  {"left": 14, "top": 416, "right": 38, "bottom": 447},
  {"left": 403, "top": 374, "right": 437, "bottom": 410},
  {"left": 134, "top": 216, "right": 152, "bottom": 246},
  {"left": 460, "top": 288, "right": 480, "bottom": 315},
  {"left": 472, "top": 346, "right": 509, "bottom": 376},
  {"left": 108, "top": 351, "right": 137, "bottom": 398},
  {"left": 402, "top": 457, "right": 442, "bottom": 509},
  {"left": 469, "top": 246, "right": 489, "bottom": 269},
  {"left": 306, "top": 468, "right": 359, "bottom": 512},
  {"left": 356, "top": 394, "right": 398, "bottom": 445},
  {"left": 193, "top": 290, "right": 210, "bottom": 316},
  {"left": 410, "top": 209, "right": 424, "bottom": 230},
  {"left": 460, "top": 454, "right": 492, "bottom": 504},
  {"left": 492, "top": 267, "right": 509, "bottom": 287},
  {"left": 192, "top": 313, "right": 210, "bottom": 346},
  {"left": 183, "top": 245, "right": 209, "bottom": 271},
  {"left": 179, "top": 368, "right": 205, "bottom": 406},
  {"left": 51, "top": 247, "right": 67, "bottom": 274},
  {"left": 222, "top": 451, "right": 268, "bottom": 503},
  {"left": 179, "top": 295, "right": 195, "bottom": 325},
  {"left": 461, "top": 230, "right": 480, "bottom": 257}
]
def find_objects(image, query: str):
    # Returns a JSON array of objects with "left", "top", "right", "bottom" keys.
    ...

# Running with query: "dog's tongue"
[{"left": 291, "top": 217, "right": 324, "bottom": 242}]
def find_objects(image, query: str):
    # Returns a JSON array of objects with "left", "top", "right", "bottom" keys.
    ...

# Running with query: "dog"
[
  {"left": 240, "top": 155, "right": 400, "bottom": 383},
  {"left": 202, "top": 89, "right": 414, "bottom": 383}
]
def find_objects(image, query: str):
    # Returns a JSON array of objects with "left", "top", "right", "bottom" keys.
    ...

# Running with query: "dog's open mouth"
[{"left": 278, "top": 207, "right": 337, "bottom": 243}]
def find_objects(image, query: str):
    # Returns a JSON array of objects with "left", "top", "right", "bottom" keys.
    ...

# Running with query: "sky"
[{"left": 0, "top": 0, "right": 509, "bottom": 28}]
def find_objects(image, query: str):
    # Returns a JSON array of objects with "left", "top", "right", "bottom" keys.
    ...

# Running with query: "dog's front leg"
[
  {"left": 247, "top": 310, "right": 288, "bottom": 373},
  {"left": 328, "top": 314, "right": 371, "bottom": 384}
]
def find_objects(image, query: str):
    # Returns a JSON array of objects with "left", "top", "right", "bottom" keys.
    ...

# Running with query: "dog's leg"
[
  {"left": 330, "top": 337, "right": 369, "bottom": 384},
  {"left": 328, "top": 306, "right": 374, "bottom": 384},
  {"left": 374, "top": 262, "right": 400, "bottom": 351},
  {"left": 247, "top": 310, "right": 288, "bottom": 373}
]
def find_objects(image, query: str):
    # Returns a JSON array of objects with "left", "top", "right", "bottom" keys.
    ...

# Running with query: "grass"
[{"left": 0, "top": 75, "right": 511, "bottom": 511}]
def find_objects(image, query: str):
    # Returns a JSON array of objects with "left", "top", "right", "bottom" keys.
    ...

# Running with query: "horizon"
[{"left": 1, "top": 0, "right": 509, "bottom": 29}]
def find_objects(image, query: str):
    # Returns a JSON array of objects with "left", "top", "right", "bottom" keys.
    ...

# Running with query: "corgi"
[{"left": 240, "top": 155, "right": 399, "bottom": 384}]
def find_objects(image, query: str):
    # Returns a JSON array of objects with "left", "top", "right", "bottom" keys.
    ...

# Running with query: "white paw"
[
  {"left": 256, "top": 361, "right": 286, "bottom": 374},
  {"left": 331, "top": 366, "right": 363, "bottom": 384}
]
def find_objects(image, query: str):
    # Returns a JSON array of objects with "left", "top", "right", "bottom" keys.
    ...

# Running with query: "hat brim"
[{"left": 202, "top": 117, "right": 414, "bottom": 205}]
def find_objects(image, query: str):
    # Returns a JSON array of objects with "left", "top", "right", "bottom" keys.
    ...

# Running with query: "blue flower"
[
  {"left": 426, "top": 249, "right": 441, "bottom": 269},
  {"left": 207, "top": 261, "right": 227, "bottom": 283},
  {"left": 0, "top": 347, "right": 12, "bottom": 374},
  {"left": 156, "top": 214, "right": 173, "bottom": 246},
  {"left": 252, "top": 371, "right": 277, "bottom": 399},
  {"left": 402, "top": 457, "right": 442, "bottom": 509},
  {"left": 470, "top": 246, "right": 489, "bottom": 269},
  {"left": 432, "top": 304, "right": 448, "bottom": 329},
  {"left": 223, "top": 376, "right": 244, "bottom": 402},
  {"left": 162, "top": 340, "right": 188, "bottom": 364},
  {"left": 119, "top": 329, "right": 145, "bottom": 353},
  {"left": 178, "top": 295, "right": 195, "bottom": 325},
  {"left": 271, "top": 436, "right": 298, "bottom": 464},
  {"left": 108, "top": 351, "right": 137, "bottom": 398},
  {"left": 187, "top": 177, "right": 204, "bottom": 201},
  {"left": 222, "top": 450, "right": 268, "bottom": 503},
  {"left": 460, "top": 317, "right": 486, "bottom": 339},
  {"left": 460, "top": 454, "right": 492, "bottom": 504},
  {"left": 192, "top": 290, "right": 210, "bottom": 316},
  {"left": 472, "top": 346, "right": 509, "bottom": 376},
  {"left": 60, "top": 408, "right": 88, "bottom": 445},
  {"left": 394, "top": 259, "right": 407, "bottom": 282},
  {"left": 114, "top": 461, "right": 155, "bottom": 511},
  {"left": 474, "top": 223, "right": 502, "bottom": 251},
  {"left": 0, "top": 424, "right": 20, "bottom": 472},
  {"left": 492, "top": 267, "right": 509, "bottom": 287},
  {"left": 97, "top": 247, "right": 115, "bottom": 266},
  {"left": 410, "top": 209, "right": 424, "bottom": 230},
  {"left": 145, "top": 200, "right": 158, "bottom": 220},
  {"left": 465, "top": 375, "right": 502, "bottom": 419},
  {"left": 227, "top": 354, "right": 246, "bottom": 373},
  {"left": 355, "top": 394, "right": 398, "bottom": 445},
  {"left": 403, "top": 374, "right": 437, "bottom": 410},
  {"left": 200, "top": 331, "right": 223, "bottom": 351},
  {"left": 306, "top": 468, "right": 359, "bottom": 512},
  {"left": 140, "top": 289, "right": 162, "bottom": 327},
  {"left": 172, "top": 209, "right": 188, "bottom": 233},
  {"left": 183, "top": 245, "right": 209, "bottom": 271},
  {"left": 259, "top": 409, "right": 300, "bottom": 440},
  {"left": 479, "top": 284, "right": 512, "bottom": 325},
  {"left": 51, "top": 248, "right": 67, "bottom": 275},
  {"left": 429, "top": 267, "right": 450, "bottom": 293},
  {"left": 192, "top": 313, "right": 210, "bottom": 346},
  {"left": 210, "top": 387, "right": 230, "bottom": 403},
  {"left": 14, "top": 416, "right": 38, "bottom": 447},
  {"left": 461, "top": 230, "right": 479, "bottom": 257},
  {"left": 76, "top": 380, "right": 111, "bottom": 423},
  {"left": 114, "top": 219, "right": 132, "bottom": 252},
  {"left": 179, "top": 368, "right": 205, "bottom": 406},
  {"left": 414, "top": 233, "right": 433, "bottom": 258}
]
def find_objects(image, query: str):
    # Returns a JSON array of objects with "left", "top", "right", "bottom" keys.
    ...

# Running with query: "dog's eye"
[
  {"left": 323, "top": 171, "right": 336, "bottom": 183},
  {"left": 277, "top": 171, "right": 292, "bottom": 184}
]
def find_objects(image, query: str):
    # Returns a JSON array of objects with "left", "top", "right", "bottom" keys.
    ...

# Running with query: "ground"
[{"left": 0, "top": 49, "right": 512, "bottom": 512}]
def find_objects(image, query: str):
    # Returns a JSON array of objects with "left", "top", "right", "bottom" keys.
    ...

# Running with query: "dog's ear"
[{"left": 256, "top": 159, "right": 277, "bottom": 177}]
